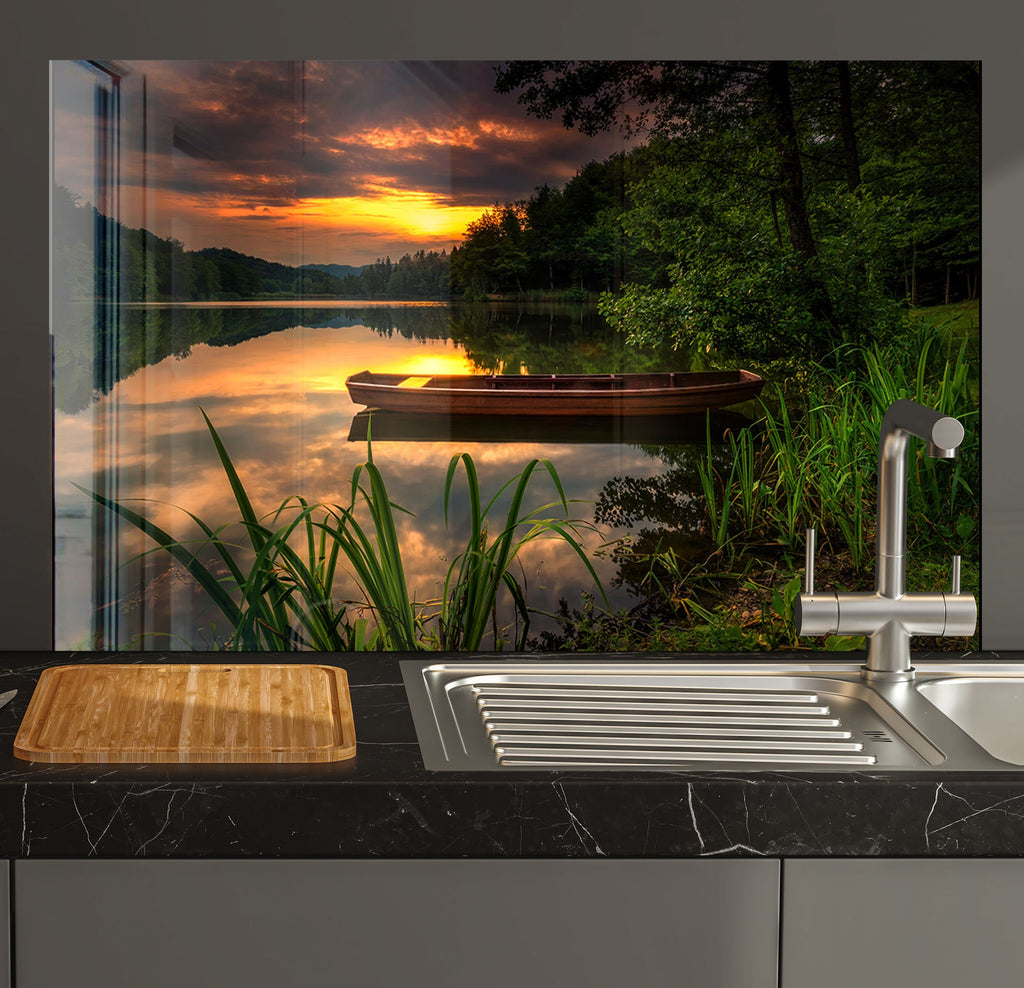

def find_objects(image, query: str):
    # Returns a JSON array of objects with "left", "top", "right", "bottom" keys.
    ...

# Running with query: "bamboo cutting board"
[{"left": 13, "top": 664, "right": 357, "bottom": 763}]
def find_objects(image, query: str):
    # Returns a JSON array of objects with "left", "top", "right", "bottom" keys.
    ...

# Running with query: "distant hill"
[
  {"left": 196, "top": 247, "right": 348, "bottom": 296},
  {"left": 300, "top": 262, "right": 367, "bottom": 280},
  {"left": 199, "top": 246, "right": 309, "bottom": 283},
  {"left": 52, "top": 187, "right": 447, "bottom": 302}
]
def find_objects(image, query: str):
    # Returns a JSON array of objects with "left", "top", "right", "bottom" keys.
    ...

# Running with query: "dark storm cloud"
[{"left": 129, "top": 59, "right": 633, "bottom": 208}]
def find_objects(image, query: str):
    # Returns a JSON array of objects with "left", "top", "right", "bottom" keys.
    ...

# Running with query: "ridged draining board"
[
  {"left": 474, "top": 681, "right": 877, "bottom": 767},
  {"left": 14, "top": 664, "right": 356, "bottom": 763},
  {"left": 401, "top": 662, "right": 946, "bottom": 771}
]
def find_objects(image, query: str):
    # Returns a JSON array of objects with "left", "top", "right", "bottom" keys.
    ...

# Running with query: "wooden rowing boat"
[{"left": 345, "top": 370, "right": 764, "bottom": 418}]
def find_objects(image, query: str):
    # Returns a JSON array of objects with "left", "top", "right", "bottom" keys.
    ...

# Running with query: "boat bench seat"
[{"left": 484, "top": 374, "right": 626, "bottom": 390}]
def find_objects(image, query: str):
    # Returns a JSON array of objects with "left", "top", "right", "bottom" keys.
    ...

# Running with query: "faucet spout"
[
  {"left": 876, "top": 400, "right": 964, "bottom": 600},
  {"left": 794, "top": 398, "right": 975, "bottom": 683}
]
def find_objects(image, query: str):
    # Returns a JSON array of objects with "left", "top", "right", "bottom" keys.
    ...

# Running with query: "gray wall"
[{"left": 2, "top": 1, "right": 1019, "bottom": 649}]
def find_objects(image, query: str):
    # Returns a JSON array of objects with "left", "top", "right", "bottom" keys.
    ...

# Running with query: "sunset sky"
[{"left": 53, "top": 60, "right": 636, "bottom": 267}]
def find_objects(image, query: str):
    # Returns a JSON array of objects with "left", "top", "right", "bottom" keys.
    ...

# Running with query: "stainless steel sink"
[
  {"left": 399, "top": 658, "right": 1024, "bottom": 773},
  {"left": 916, "top": 677, "right": 1024, "bottom": 765}
]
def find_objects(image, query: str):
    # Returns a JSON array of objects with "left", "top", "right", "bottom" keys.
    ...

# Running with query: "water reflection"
[
  {"left": 52, "top": 299, "right": 685, "bottom": 413},
  {"left": 54, "top": 301, "right": 733, "bottom": 651},
  {"left": 348, "top": 408, "right": 751, "bottom": 445}
]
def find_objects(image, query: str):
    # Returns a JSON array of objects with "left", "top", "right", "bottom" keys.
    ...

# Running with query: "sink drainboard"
[
  {"left": 400, "top": 662, "right": 943, "bottom": 771},
  {"left": 472, "top": 681, "right": 876, "bottom": 767}
]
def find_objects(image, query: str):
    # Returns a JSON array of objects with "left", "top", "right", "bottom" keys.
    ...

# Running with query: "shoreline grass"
[{"left": 546, "top": 309, "right": 980, "bottom": 654}]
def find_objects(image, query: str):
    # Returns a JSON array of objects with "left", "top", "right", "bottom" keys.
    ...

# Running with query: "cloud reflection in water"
[{"left": 54, "top": 307, "right": 682, "bottom": 650}]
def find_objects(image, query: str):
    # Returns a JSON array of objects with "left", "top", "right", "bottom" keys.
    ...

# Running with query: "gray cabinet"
[
  {"left": 14, "top": 859, "right": 779, "bottom": 988},
  {"left": 782, "top": 859, "right": 1024, "bottom": 988},
  {"left": 0, "top": 863, "right": 8, "bottom": 988},
  {"left": 15, "top": 855, "right": 1024, "bottom": 986}
]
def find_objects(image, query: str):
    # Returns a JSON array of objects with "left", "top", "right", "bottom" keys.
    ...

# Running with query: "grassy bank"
[{"left": 541, "top": 302, "right": 980, "bottom": 653}]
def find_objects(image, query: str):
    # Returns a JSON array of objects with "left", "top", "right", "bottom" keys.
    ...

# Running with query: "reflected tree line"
[
  {"left": 53, "top": 300, "right": 687, "bottom": 414},
  {"left": 53, "top": 303, "right": 352, "bottom": 414}
]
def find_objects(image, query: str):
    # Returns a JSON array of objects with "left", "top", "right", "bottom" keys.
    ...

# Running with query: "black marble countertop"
[{"left": 3, "top": 650, "right": 1024, "bottom": 859}]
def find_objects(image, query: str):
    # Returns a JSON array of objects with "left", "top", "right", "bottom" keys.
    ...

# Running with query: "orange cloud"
[{"left": 338, "top": 118, "right": 539, "bottom": 151}]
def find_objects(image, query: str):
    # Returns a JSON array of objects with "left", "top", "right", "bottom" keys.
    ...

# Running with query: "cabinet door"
[
  {"left": 0, "top": 863, "right": 8, "bottom": 988},
  {"left": 16, "top": 859, "right": 779, "bottom": 988},
  {"left": 783, "top": 859, "right": 1024, "bottom": 988}
]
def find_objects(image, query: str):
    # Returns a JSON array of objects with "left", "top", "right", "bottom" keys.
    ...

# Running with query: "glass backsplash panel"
[{"left": 51, "top": 60, "right": 980, "bottom": 654}]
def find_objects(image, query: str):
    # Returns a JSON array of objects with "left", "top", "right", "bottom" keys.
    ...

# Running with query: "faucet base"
[{"left": 860, "top": 665, "right": 916, "bottom": 684}]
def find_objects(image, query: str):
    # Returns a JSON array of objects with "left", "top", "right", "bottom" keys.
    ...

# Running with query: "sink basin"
[
  {"left": 916, "top": 678, "right": 1024, "bottom": 765},
  {"left": 402, "top": 658, "right": 1024, "bottom": 773}
]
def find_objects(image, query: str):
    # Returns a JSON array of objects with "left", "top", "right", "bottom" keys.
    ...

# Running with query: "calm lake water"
[{"left": 54, "top": 300, "right": 746, "bottom": 651}]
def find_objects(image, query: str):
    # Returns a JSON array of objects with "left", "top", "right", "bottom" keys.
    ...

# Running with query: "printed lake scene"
[{"left": 51, "top": 60, "right": 980, "bottom": 654}]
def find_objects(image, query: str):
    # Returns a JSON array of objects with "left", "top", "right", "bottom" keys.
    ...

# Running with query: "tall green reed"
[
  {"left": 82, "top": 409, "right": 603, "bottom": 651},
  {"left": 321, "top": 448, "right": 424, "bottom": 650},
  {"left": 76, "top": 409, "right": 359, "bottom": 651},
  {"left": 437, "top": 453, "right": 606, "bottom": 651},
  {"left": 695, "top": 416, "right": 736, "bottom": 551},
  {"left": 693, "top": 323, "right": 977, "bottom": 573},
  {"left": 860, "top": 335, "right": 977, "bottom": 526}
]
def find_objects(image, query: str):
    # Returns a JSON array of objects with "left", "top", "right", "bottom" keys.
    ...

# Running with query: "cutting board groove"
[{"left": 13, "top": 664, "right": 357, "bottom": 763}]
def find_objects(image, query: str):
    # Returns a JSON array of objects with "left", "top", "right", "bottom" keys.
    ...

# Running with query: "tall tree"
[
  {"left": 495, "top": 60, "right": 842, "bottom": 355},
  {"left": 834, "top": 61, "right": 861, "bottom": 191},
  {"left": 763, "top": 60, "right": 839, "bottom": 348}
]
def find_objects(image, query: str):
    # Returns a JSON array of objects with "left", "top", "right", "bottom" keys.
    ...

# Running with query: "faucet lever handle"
[
  {"left": 951, "top": 554, "right": 961, "bottom": 595},
  {"left": 805, "top": 528, "right": 816, "bottom": 595}
]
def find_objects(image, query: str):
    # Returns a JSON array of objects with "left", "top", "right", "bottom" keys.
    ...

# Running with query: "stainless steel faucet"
[{"left": 795, "top": 398, "right": 977, "bottom": 682}]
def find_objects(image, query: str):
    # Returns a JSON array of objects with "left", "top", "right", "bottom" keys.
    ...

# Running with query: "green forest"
[{"left": 473, "top": 61, "right": 979, "bottom": 365}]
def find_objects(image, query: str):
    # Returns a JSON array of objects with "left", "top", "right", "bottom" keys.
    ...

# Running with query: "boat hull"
[{"left": 345, "top": 371, "right": 764, "bottom": 417}]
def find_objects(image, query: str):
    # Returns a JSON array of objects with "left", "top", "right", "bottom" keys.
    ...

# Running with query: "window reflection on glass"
[{"left": 51, "top": 60, "right": 980, "bottom": 654}]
